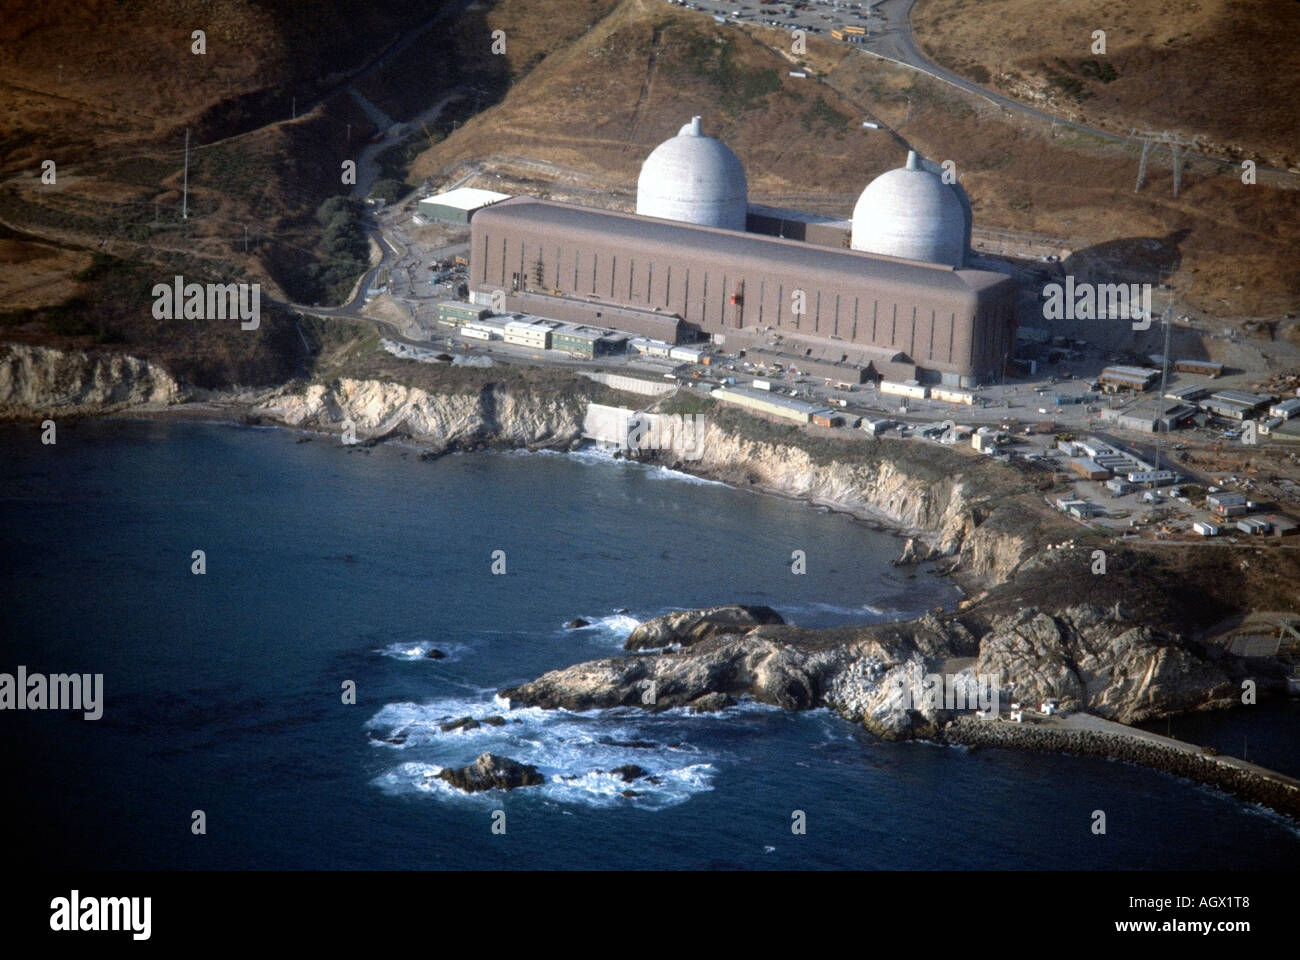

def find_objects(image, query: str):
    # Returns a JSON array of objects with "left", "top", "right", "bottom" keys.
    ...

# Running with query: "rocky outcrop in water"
[
  {"left": 506, "top": 599, "right": 1265, "bottom": 738},
  {"left": 0, "top": 344, "right": 183, "bottom": 416},
  {"left": 437, "top": 753, "right": 544, "bottom": 793},
  {"left": 506, "top": 632, "right": 878, "bottom": 714},
  {"left": 623, "top": 604, "right": 785, "bottom": 651}
]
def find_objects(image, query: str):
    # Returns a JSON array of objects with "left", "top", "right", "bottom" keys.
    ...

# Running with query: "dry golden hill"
[
  {"left": 911, "top": 0, "right": 1300, "bottom": 170},
  {"left": 411, "top": 0, "right": 903, "bottom": 208}
]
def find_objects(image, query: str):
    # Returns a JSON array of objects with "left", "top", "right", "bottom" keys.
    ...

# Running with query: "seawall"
[{"left": 943, "top": 715, "right": 1300, "bottom": 820}]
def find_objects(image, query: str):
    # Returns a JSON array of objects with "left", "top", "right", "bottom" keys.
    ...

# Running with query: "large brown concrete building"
[{"left": 470, "top": 195, "right": 1018, "bottom": 386}]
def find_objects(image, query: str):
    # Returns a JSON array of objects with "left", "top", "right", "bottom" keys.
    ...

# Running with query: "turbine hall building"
[
  {"left": 469, "top": 195, "right": 1018, "bottom": 386},
  {"left": 467, "top": 119, "right": 1018, "bottom": 386}
]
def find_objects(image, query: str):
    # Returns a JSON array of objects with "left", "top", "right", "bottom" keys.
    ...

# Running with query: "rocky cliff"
[
  {"left": 253, "top": 377, "right": 589, "bottom": 454},
  {"left": 0, "top": 344, "right": 183, "bottom": 417},
  {"left": 650, "top": 419, "right": 1042, "bottom": 585},
  {"left": 250, "top": 385, "right": 1042, "bottom": 584}
]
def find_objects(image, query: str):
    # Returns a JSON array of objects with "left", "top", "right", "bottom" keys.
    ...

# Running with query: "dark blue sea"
[{"left": 3, "top": 419, "right": 1298, "bottom": 869}]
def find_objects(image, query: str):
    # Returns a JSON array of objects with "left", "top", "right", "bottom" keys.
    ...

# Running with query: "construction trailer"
[
  {"left": 1173, "top": 359, "right": 1223, "bottom": 377},
  {"left": 437, "top": 301, "right": 491, "bottom": 327},
  {"left": 880, "top": 380, "right": 929, "bottom": 400},
  {"left": 1069, "top": 458, "right": 1110, "bottom": 480}
]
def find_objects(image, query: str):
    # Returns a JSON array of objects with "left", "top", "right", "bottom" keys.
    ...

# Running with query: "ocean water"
[{"left": 2, "top": 419, "right": 1297, "bottom": 869}]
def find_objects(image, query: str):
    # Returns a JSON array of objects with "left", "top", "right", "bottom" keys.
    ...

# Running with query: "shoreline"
[
  {"left": 101, "top": 397, "right": 955, "bottom": 570},
  {"left": 13, "top": 395, "right": 1299, "bottom": 821}
]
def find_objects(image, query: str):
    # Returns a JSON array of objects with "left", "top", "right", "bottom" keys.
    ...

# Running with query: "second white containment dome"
[
  {"left": 851, "top": 150, "right": 968, "bottom": 268},
  {"left": 636, "top": 116, "right": 748, "bottom": 231}
]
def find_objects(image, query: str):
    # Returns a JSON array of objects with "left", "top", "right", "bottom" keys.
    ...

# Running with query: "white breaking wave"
[
  {"left": 643, "top": 465, "right": 729, "bottom": 487},
  {"left": 558, "top": 612, "right": 642, "bottom": 643},
  {"left": 779, "top": 600, "right": 906, "bottom": 619},
  {"left": 505, "top": 445, "right": 731, "bottom": 488},
  {"left": 375, "top": 640, "right": 468, "bottom": 662},
  {"left": 367, "top": 694, "right": 717, "bottom": 808}
]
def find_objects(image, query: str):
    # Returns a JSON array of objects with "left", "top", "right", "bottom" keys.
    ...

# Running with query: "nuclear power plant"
[{"left": 467, "top": 117, "right": 1018, "bottom": 386}]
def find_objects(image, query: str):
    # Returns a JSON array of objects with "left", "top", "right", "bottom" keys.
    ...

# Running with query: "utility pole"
[{"left": 182, "top": 128, "right": 190, "bottom": 220}]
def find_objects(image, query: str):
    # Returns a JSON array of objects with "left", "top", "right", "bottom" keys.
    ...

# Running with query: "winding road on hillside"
[
  {"left": 876, "top": 0, "right": 1297, "bottom": 184},
  {"left": 725, "top": 0, "right": 1296, "bottom": 186}
]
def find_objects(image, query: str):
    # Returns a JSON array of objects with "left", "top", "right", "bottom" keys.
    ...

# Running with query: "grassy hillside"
[
  {"left": 0, "top": 0, "right": 618, "bottom": 372},
  {"left": 911, "top": 0, "right": 1300, "bottom": 170}
]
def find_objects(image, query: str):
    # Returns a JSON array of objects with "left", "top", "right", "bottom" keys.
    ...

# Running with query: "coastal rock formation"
[
  {"left": 254, "top": 378, "right": 585, "bottom": 454},
  {"left": 974, "top": 604, "right": 1245, "bottom": 723},
  {"left": 437, "top": 753, "right": 544, "bottom": 793},
  {"left": 0, "top": 344, "right": 182, "bottom": 416},
  {"left": 893, "top": 536, "right": 942, "bottom": 565},
  {"left": 623, "top": 604, "right": 785, "bottom": 650},
  {"left": 506, "top": 632, "right": 881, "bottom": 714},
  {"left": 506, "top": 602, "right": 1257, "bottom": 739},
  {"left": 439, "top": 716, "right": 480, "bottom": 732}
]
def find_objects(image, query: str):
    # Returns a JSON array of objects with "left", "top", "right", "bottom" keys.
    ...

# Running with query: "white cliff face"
[
  {"left": 677, "top": 421, "right": 1034, "bottom": 584},
  {"left": 254, "top": 378, "right": 587, "bottom": 453},
  {"left": 0, "top": 344, "right": 182, "bottom": 415}
]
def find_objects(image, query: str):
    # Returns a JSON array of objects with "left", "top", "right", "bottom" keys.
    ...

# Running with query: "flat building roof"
[
  {"left": 473, "top": 196, "right": 1013, "bottom": 302},
  {"left": 421, "top": 187, "right": 511, "bottom": 211}
]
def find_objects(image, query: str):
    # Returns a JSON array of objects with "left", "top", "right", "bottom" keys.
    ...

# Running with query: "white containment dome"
[
  {"left": 636, "top": 116, "right": 748, "bottom": 231},
  {"left": 851, "top": 150, "right": 968, "bottom": 267}
]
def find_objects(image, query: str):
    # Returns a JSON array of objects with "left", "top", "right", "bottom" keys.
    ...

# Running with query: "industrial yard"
[{"left": 344, "top": 90, "right": 1300, "bottom": 562}]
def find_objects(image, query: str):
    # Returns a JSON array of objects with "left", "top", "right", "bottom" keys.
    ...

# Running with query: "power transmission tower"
[
  {"left": 182, "top": 129, "right": 190, "bottom": 220},
  {"left": 1132, "top": 129, "right": 1200, "bottom": 197}
]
